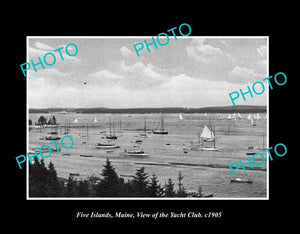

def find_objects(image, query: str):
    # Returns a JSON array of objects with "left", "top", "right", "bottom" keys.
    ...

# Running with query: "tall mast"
[
  {"left": 87, "top": 123, "right": 89, "bottom": 138},
  {"left": 109, "top": 117, "right": 112, "bottom": 136},
  {"left": 213, "top": 125, "right": 216, "bottom": 148},
  {"left": 161, "top": 113, "right": 164, "bottom": 131}
]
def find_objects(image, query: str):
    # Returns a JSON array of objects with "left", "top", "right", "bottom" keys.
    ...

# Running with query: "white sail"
[
  {"left": 179, "top": 113, "right": 183, "bottom": 120},
  {"left": 250, "top": 118, "right": 255, "bottom": 126},
  {"left": 237, "top": 113, "right": 242, "bottom": 119},
  {"left": 73, "top": 118, "right": 79, "bottom": 123},
  {"left": 247, "top": 114, "right": 252, "bottom": 120},
  {"left": 227, "top": 114, "right": 232, "bottom": 120},
  {"left": 94, "top": 117, "right": 98, "bottom": 123},
  {"left": 254, "top": 113, "right": 261, "bottom": 119},
  {"left": 200, "top": 125, "right": 214, "bottom": 139}
]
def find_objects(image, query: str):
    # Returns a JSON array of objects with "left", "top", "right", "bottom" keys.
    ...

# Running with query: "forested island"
[
  {"left": 29, "top": 159, "right": 206, "bottom": 198},
  {"left": 29, "top": 105, "right": 266, "bottom": 114}
]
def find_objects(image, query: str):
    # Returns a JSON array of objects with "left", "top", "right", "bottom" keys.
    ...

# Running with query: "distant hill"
[{"left": 29, "top": 105, "right": 266, "bottom": 114}]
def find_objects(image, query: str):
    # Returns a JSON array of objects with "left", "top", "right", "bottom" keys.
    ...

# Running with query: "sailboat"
[
  {"left": 190, "top": 130, "right": 201, "bottom": 151},
  {"left": 237, "top": 113, "right": 242, "bottom": 119},
  {"left": 94, "top": 117, "right": 99, "bottom": 123},
  {"left": 179, "top": 113, "right": 183, "bottom": 120},
  {"left": 201, "top": 125, "right": 215, "bottom": 142},
  {"left": 254, "top": 113, "right": 261, "bottom": 120},
  {"left": 257, "top": 135, "right": 266, "bottom": 150},
  {"left": 227, "top": 113, "right": 236, "bottom": 120},
  {"left": 106, "top": 118, "right": 118, "bottom": 139},
  {"left": 152, "top": 114, "right": 168, "bottom": 134},
  {"left": 199, "top": 125, "right": 218, "bottom": 151},
  {"left": 250, "top": 117, "right": 256, "bottom": 126},
  {"left": 249, "top": 115, "right": 256, "bottom": 126},
  {"left": 247, "top": 113, "right": 252, "bottom": 120},
  {"left": 73, "top": 118, "right": 79, "bottom": 123},
  {"left": 80, "top": 124, "right": 89, "bottom": 138},
  {"left": 140, "top": 117, "right": 148, "bottom": 138}
]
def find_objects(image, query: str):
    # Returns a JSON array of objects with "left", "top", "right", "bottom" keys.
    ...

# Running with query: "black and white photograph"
[{"left": 27, "top": 36, "right": 268, "bottom": 199}]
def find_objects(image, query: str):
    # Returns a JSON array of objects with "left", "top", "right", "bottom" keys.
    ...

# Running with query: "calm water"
[{"left": 28, "top": 113, "right": 267, "bottom": 198}]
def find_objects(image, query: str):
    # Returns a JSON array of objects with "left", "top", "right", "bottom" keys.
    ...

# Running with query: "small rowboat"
[{"left": 230, "top": 178, "right": 253, "bottom": 183}]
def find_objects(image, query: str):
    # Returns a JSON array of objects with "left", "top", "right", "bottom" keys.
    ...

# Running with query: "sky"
[{"left": 27, "top": 36, "right": 268, "bottom": 108}]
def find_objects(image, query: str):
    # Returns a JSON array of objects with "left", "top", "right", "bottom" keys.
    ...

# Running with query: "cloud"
[
  {"left": 186, "top": 38, "right": 223, "bottom": 63},
  {"left": 35, "top": 42, "right": 54, "bottom": 50},
  {"left": 29, "top": 42, "right": 80, "bottom": 63},
  {"left": 228, "top": 65, "right": 262, "bottom": 83},
  {"left": 120, "top": 46, "right": 135, "bottom": 58}
]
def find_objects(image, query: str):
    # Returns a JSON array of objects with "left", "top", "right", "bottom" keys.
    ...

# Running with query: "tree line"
[
  {"left": 29, "top": 115, "right": 57, "bottom": 126},
  {"left": 29, "top": 158, "right": 205, "bottom": 197}
]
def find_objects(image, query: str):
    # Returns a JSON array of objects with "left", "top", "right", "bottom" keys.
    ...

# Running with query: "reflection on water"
[{"left": 28, "top": 113, "right": 267, "bottom": 198}]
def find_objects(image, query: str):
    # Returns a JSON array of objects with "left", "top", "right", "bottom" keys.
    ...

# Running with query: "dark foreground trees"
[{"left": 29, "top": 158, "right": 203, "bottom": 198}]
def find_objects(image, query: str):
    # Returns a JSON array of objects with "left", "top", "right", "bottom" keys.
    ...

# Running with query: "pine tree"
[
  {"left": 65, "top": 176, "right": 77, "bottom": 197},
  {"left": 147, "top": 173, "right": 163, "bottom": 197},
  {"left": 95, "top": 158, "right": 123, "bottom": 197},
  {"left": 52, "top": 116, "right": 57, "bottom": 125},
  {"left": 164, "top": 178, "right": 176, "bottom": 197},
  {"left": 176, "top": 171, "right": 187, "bottom": 197},
  {"left": 131, "top": 167, "right": 149, "bottom": 197},
  {"left": 46, "top": 162, "right": 62, "bottom": 197},
  {"left": 78, "top": 180, "right": 90, "bottom": 197},
  {"left": 29, "top": 159, "right": 50, "bottom": 197}
]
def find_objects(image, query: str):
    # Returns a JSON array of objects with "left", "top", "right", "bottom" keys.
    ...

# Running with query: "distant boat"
[
  {"left": 152, "top": 113, "right": 168, "bottom": 134},
  {"left": 190, "top": 130, "right": 201, "bottom": 151},
  {"left": 257, "top": 135, "right": 266, "bottom": 150},
  {"left": 94, "top": 117, "right": 99, "bottom": 123},
  {"left": 80, "top": 124, "right": 89, "bottom": 138},
  {"left": 73, "top": 118, "right": 79, "bottom": 123},
  {"left": 228, "top": 113, "right": 236, "bottom": 120},
  {"left": 69, "top": 173, "right": 80, "bottom": 176},
  {"left": 254, "top": 113, "right": 261, "bottom": 120},
  {"left": 247, "top": 113, "right": 252, "bottom": 120},
  {"left": 44, "top": 130, "right": 61, "bottom": 140},
  {"left": 230, "top": 178, "right": 252, "bottom": 183},
  {"left": 80, "top": 154, "right": 93, "bottom": 157},
  {"left": 179, "top": 113, "right": 183, "bottom": 120},
  {"left": 237, "top": 113, "right": 242, "bottom": 119},
  {"left": 95, "top": 141, "right": 120, "bottom": 149},
  {"left": 140, "top": 117, "right": 148, "bottom": 138},
  {"left": 122, "top": 148, "right": 149, "bottom": 157},
  {"left": 250, "top": 116, "right": 256, "bottom": 126},
  {"left": 106, "top": 118, "right": 118, "bottom": 139}
]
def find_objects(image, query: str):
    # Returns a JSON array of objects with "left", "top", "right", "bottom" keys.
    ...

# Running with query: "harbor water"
[{"left": 28, "top": 113, "right": 267, "bottom": 198}]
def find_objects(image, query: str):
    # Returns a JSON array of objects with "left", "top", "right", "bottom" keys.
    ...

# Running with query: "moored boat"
[
  {"left": 95, "top": 141, "right": 120, "bottom": 149},
  {"left": 152, "top": 113, "right": 168, "bottom": 134},
  {"left": 230, "top": 178, "right": 253, "bottom": 183},
  {"left": 122, "top": 148, "right": 149, "bottom": 157}
]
